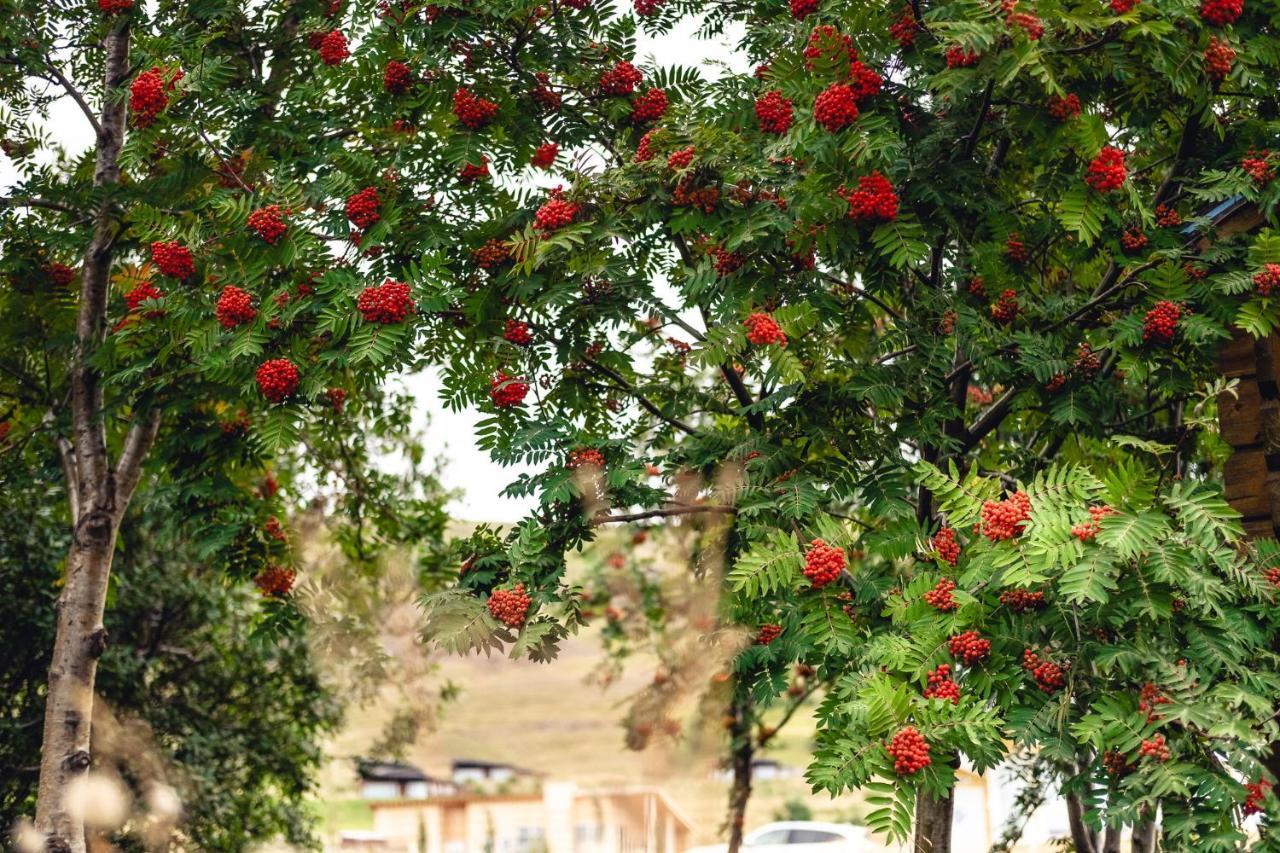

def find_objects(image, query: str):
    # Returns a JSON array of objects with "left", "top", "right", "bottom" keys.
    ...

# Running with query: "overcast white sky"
[{"left": 1, "top": 15, "right": 746, "bottom": 522}]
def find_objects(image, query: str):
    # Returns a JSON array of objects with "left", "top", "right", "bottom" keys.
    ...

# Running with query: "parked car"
[{"left": 685, "top": 820, "right": 871, "bottom": 853}]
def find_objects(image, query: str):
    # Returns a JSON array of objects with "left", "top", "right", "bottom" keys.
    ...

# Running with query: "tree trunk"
[
  {"left": 913, "top": 787, "right": 954, "bottom": 853},
  {"left": 725, "top": 691, "right": 754, "bottom": 853},
  {"left": 1102, "top": 825, "right": 1123, "bottom": 853},
  {"left": 32, "top": 22, "right": 156, "bottom": 853},
  {"left": 1065, "top": 791, "right": 1099, "bottom": 853},
  {"left": 1131, "top": 819, "right": 1158, "bottom": 853}
]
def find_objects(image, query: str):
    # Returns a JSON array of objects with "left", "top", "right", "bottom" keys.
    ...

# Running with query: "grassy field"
[{"left": 316, "top": 622, "right": 870, "bottom": 847}]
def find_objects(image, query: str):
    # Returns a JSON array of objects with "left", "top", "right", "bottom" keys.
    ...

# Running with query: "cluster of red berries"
[
  {"left": 923, "top": 578, "right": 958, "bottom": 611},
  {"left": 472, "top": 239, "right": 510, "bottom": 269},
  {"left": 345, "top": 186, "right": 381, "bottom": 230},
  {"left": 945, "top": 45, "right": 981, "bottom": 67},
  {"left": 1102, "top": 749, "right": 1133, "bottom": 777},
  {"left": 711, "top": 246, "right": 744, "bottom": 276},
  {"left": 1004, "top": 4, "right": 1044, "bottom": 39},
  {"left": 1000, "top": 588, "right": 1046, "bottom": 612},
  {"left": 1139, "top": 734, "right": 1171, "bottom": 762},
  {"left": 529, "top": 72, "right": 561, "bottom": 112},
  {"left": 755, "top": 90, "right": 794, "bottom": 134},
  {"left": 151, "top": 241, "right": 194, "bottom": 280},
  {"left": 1263, "top": 565, "right": 1280, "bottom": 589},
  {"left": 932, "top": 527, "right": 960, "bottom": 566},
  {"left": 1022, "top": 649, "right": 1065, "bottom": 694},
  {"left": 967, "top": 385, "right": 994, "bottom": 406},
  {"left": 534, "top": 198, "right": 579, "bottom": 233},
  {"left": 130, "top": 67, "right": 177, "bottom": 127},
  {"left": 247, "top": 205, "right": 287, "bottom": 244},
  {"left": 256, "top": 358, "right": 300, "bottom": 403},
  {"left": 1120, "top": 229, "right": 1147, "bottom": 253},
  {"left": 843, "top": 171, "right": 899, "bottom": 223},
  {"left": 1074, "top": 342, "right": 1101, "bottom": 374},
  {"left": 45, "top": 262, "right": 75, "bottom": 286},
  {"left": 1243, "top": 150, "right": 1275, "bottom": 184},
  {"left": 634, "top": 0, "right": 664, "bottom": 14},
  {"left": 1085, "top": 146, "right": 1127, "bottom": 192},
  {"left": 1044, "top": 374, "right": 1067, "bottom": 394},
  {"left": 488, "top": 583, "right": 532, "bottom": 627},
  {"left": 383, "top": 60, "right": 413, "bottom": 94},
  {"left": 357, "top": 279, "right": 414, "bottom": 324},
  {"left": 631, "top": 88, "right": 668, "bottom": 123},
  {"left": 566, "top": 448, "right": 606, "bottom": 469},
  {"left": 216, "top": 285, "right": 256, "bottom": 329},
  {"left": 504, "top": 319, "right": 533, "bottom": 345},
  {"left": 667, "top": 146, "right": 696, "bottom": 170},
  {"left": 326, "top": 387, "right": 347, "bottom": 412},
  {"left": 803, "top": 539, "right": 846, "bottom": 588},
  {"left": 531, "top": 142, "right": 558, "bottom": 169},
  {"left": 1200, "top": 0, "right": 1243, "bottom": 25},
  {"left": 453, "top": 87, "right": 500, "bottom": 129},
  {"left": 1142, "top": 300, "right": 1181, "bottom": 344},
  {"left": 1006, "top": 232, "right": 1029, "bottom": 263},
  {"left": 264, "top": 515, "right": 288, "bottom": 542},
  {"left": 318, "top": 30, "right": 349, "bottom": 65},
  {"left": 790, "top": 0, "right": 818, "bottom": 18},
  {"left": 886, "top": 726, "right": 931, "bottom": 775},
  {"left": 1138, "top": 682, "right": 1171, "bottom": 722},
  {"left": 1244, "top": 779, "right": 1272, "bottom": 816},
  {"left": 990, "top": 289, "right": 1019, "bottom": 324},
  {"left": 490, "top": 372, "right": 529, "bottom": 407},
  {"left": 1204, "top": 36, "right": 1236, "bottom": 82},
  {"left": 813, "top": 83, "right": 860, "bottom": 131},
  {"left": 803, "top": 24, "right": 854, "bottom": 68},
  {"left": 1155, "top": 204, "right": 1182, "bottom": 227},
  {"left": 459, "top": 158, "right": 490, "bottom": 183},
  {"left": 254, "top": 563, "right": 296, "bottom": 597},
  {"left": 1046, "top": 93, "right": 1082, "bottom": 121},
  {"left": 123, "top": 282, "right": 165, "bottom": 318},
  {"left": 923, "top": 664, "right": 960, "bottom": 703},
  {"left": 99, "top": 0, "right": 133, "bottom": 13},
  {"left": 635, "top": 130, "right": 657, "bottom": 163},
  {"left": 889, "top": 8, "right": 920, "bottom": 47},
  {"left": 1072, "top": 504, "right": 1116, "bottom": 542},
  {"left": 757, "top": 623, "right": 783, "bottom": 645},
  {"left": 948, "top": 630, "right": 990, "bottom": 665},
  {"left": 979, "top": 491, "right": 1032, "bottom": 542},
  {"left": 1110, "top": 0, "right": 1138, "bottom": 11},
  {"left": 744, "top": 312, "right": 787, "bottom": 347},
  {"left": 600, "top": 60, "right": 643, "bottom": 96},
  {"left": 673, "top": 179, "right": 720, "bottom": 212}
]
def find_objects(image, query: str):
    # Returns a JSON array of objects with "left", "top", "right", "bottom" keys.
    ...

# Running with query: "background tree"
[{"left": 390, "top": 0, "right": 1280, "bottom": 850}]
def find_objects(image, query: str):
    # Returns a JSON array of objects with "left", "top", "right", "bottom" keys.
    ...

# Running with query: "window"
[
  {"left": 788, "top": 830, "right": 843, "bottom": 844},
  {"left": 747, "top": 830, "right": 792, "bottom": 845}
]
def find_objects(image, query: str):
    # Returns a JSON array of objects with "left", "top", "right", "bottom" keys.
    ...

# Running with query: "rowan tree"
[{"left": 396, "top": 0, "right": 1280, "bottom": 850}]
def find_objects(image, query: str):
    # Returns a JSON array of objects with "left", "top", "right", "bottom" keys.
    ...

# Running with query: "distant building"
[
  {"left": 451, "top": 758, "right": 539, "bottom": 787},
  {"left": 358, "top": 760, "right": 460, "bottom": 801},
  {"left": 360, "top": 780, "right": 693, "bottom": 853}
]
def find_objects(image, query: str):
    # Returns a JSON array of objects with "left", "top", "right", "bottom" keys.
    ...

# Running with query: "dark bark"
[
  {"left": 1130, "top": 819, "right": 1158, "bottom": 853},
  {"left": 725, "top": 691, "right": 754, "bottom": 853},
  {"left": 1065, "top": 791, "right": 1099, "bottom": 853},
  {"left": 913, "top": 787, "right": 954, "bottom": 853}
]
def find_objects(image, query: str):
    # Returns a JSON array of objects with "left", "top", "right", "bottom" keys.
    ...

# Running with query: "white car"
[{"left": 685, "top": 821, "right": 871, "bottom": 853}]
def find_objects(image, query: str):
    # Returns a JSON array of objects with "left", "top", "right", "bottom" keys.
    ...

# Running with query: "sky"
[{"left": 1, "top": 13, "right": 748, "bottom": 523}]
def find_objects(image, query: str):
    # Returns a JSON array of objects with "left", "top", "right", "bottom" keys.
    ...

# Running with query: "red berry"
[
  {"left": 889, "top": 8, "right": 920, "bottom": 47},
  {"left": 843, "top": 171, "right": 898, "bottom": 223},
  {"left": 1110, "top": 0, "right": 1138, "bottom": 12},
  {"left": 1121, "top": 228, "right": 1149, "bottom": 252},
  {"left": 803, "top": 539, "right": 845, "bottom": 588},
  {"left": 45, "top": 262, "right": 75, "bottom": 286},
  {"left": 357, "top": 279, "right": 414, "bottom": 324},
  {"left": 978, "top": 491, "right": 1032, "bottom": 541},
  {"left": 1138, "top": 733, "right": 1171, "bottom": 762},
  {"left": 744, "top": 312, "right": 786, "bottom": 347},
  {"left": 130, "top": 67, "right": 179, "bottom": 127},
  {"left": 1138, "top": 682, "right": 1171, "bottom": 722},
  {"left": 472, "top": 239, "right": 511, "bottom": 269},
  {"left": 326, "top": 387, "right": 348, "bottom": 412},
  {"left": 504, "top": 319, "right": 533, "bottom": 345},
  {"left": 790, "top": 0, "right": 818, "bottom": 18},
  {"left": 256, "top": 358, "right": 300, "bottom": 403},
  {"left": 123, "top": 282, "right": 165, "bottom": 318},
  {"left": 566, "top": 448, "right": 606, "bottom": 470},
  {"left": 345, "top": 186, "right": 382, "bottom": 230},
  {"left": 599, "top": 61, "right": 643, "bottom": 96},
  {"left": 667, "top": 146, "right": 695, "bottom": 170},
  {"left": 990, "top": 289, "right": 1019, "bottom": 324},
  {"left": 215, "top": 285, "right": 257, "bottom": 329},
  {"left": 98, "top": 0, "right": 133, "bottom": 13},
  {"left": 803, "top": 25, "right": 856, "bottom": 69},
  {"left": 458, "top": 157, "right": 490, "bottom": 184},
  {"left": 1243, "top": 150, "right": 1275, "bottom": 184},
  {"left": 490, "top": 372, "right": 529, "bottom": 408},
  {"left": 318, "top": 30, "right": 350, "bottom": 65},
  {"left": 886, "top": 726, "right": 931, "bottom": 775},
  {"left": 383, "top": 60, "right": 413, "bottom": 94},
  {"left": 757, "top": 623, "right": 783, "bottom": 645},
  {"left": 1071, "top": 504, "right": 1116, "bottom": 542},
  {"left": 813, "top": 83, "right": 859, "bottom": 132},
  {"left": 754, "top": 90, "right": 794, "bottom": 134},
  {"left": 948, "top": 630, "right": 990, "bottom": 665},
  {"left": 1254, "top": 263, "right": 1280, "bottom": 296},
  {"left": 254, "top": 563, "right": 297, "bottom": 597},
  {"left": 453, "top": 87, "right": 500, "bottom": 129},
  {"left": 534, "top": 198, "right": 579, "bottom": 233},
  {"left": 1004, "top": 3, "right": 1044, "bottom": 39},
  {"left": 1000, "top": 588, "right": 1046, "bottom": 612},
  {"left": 488, "top": 583, "right": 532, "bottom": 627},
  {"left": 264, "top": 515, "right": 288, "bottom": 542},
  {"left": 1142, "top": 300, "right": 1181, "bottom": 344},
  {"left": 531, "top": 142, "right": 558, "bottom": 169},
  {"left": 151, "top": 241, "right": 194, "bottom": 280},
  {"left": 710, "top": 246, "right": 744, "bottom": 277},
  {"left": 923, "top": 664, "right": 960, "bottom": 704},
  {"left": 923, "top": 578, "right": 958, "bottom": 612},
  {"left": 1204, "top": 36, "right": 1236, "bottom": 82},
  {"left": 1199, "top": 0, "right": 1242, "bottom": 25},
  {"left": 1047, "top": 93, "right": 1081, "bottom": 121},
  {"left": 247, "top": 205, "right": 288, "bottom": 244},
  {"left": 530, "top": 72, "right": 561, "bottom": 113},
  {"left": 945, "top": 45, "right": 981, "bottom": 67},
  {"left": 932, "top": 527, "right": 960, "bottom": 566},
  {"left": 1155, "top": 204, "right": 1182, "bottom": 227},
  {"left": 1005, "top": 232, "right": 1029, "bottom": 263},
  {"left": 1245, "top": 780, "right": 1272, "bottom": 816},
  {"left": 1022, "top": 649, "right": 1066, "bottom": 694},
  {"left": 1085, "top": 146, "right": 1127, "bottom": 193},
  {"left": 634, "top": 0, "right": 665, "bottom": 14},
  {"left": 635, "top": 130, "right": 658, "bottom": 163},
  {"left": 631, "top": 88, "right": 668, "bottom": 123}
]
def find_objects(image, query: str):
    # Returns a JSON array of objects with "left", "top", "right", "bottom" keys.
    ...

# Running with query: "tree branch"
[
  {"left": 41, "top": 55, "right": 103, "bottom": 138},
  {"left": 114, "top": 409, "right": 160, "bottom": 511},
  {"left": 589, "top": 504, "right": 737, "bottom": 525}
]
